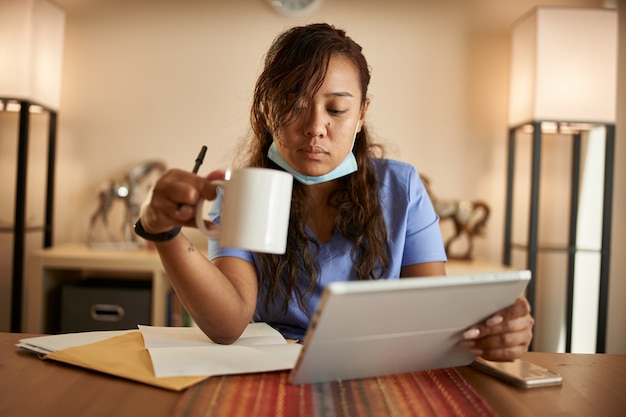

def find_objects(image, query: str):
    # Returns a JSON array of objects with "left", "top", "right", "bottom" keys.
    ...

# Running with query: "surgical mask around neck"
[{"left": 267, "top": 121, "right": 360, "bottom": 185}]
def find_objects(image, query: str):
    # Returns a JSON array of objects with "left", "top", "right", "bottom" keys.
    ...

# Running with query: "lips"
[{"left": 299, "top": 145, "right": 328, "bottom": 160}]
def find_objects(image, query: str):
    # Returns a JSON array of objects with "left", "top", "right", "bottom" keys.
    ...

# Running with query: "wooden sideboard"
[
  {"left": 23, "top": 243, "right": 511, "bottom": 333},
  {"left": 24, "top": 243, "right": 172, "bottom": 333}
]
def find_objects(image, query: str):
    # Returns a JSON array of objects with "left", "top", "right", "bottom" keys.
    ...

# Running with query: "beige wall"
[{"left": 2, "top": 0, "right": 623, "bottom": 353}]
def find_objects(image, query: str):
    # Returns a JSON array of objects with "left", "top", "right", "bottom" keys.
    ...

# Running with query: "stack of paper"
[
  {"left": 17, "top": 330, "right": 133, "bottom": 355},
  {"left": 17, "top": 323, "right": 302, "bottom": 390},
  {"left": 139, "top": 323, "right": 301, "bottom": 377}
]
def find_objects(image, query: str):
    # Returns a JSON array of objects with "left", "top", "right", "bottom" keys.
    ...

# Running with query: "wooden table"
[
  {"left": 458, "top": 352, "right": 626, "bottom": 417},
  {"left": 0, "top": 333, "right": 180, "bottom": 417},
  {"left": 1, "top": 332, "right": 624, "bottom": 417}
]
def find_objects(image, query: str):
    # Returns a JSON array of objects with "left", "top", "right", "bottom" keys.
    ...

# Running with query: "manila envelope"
[{"left": 46, "top": 331, "right": 207, "bottom": 391}]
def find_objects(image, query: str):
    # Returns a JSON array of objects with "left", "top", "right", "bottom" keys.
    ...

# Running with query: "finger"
[
  {"left": 476, "top": 344, "right": 530, "bottom": 362},
  {"left": 462, "top": 297, "right": 533, "bottom": 339},
  {"left": 140, "top": 195, "right": 185, "bottom": 232},
  {"left": 506, "top": 297, "right": 532, "bottom": 318},
  {"left": 140, "top": 168, "right": 228, "bottom": 234},
  {"left": 461, "top": 319, "right": 534, "bottom": 353},
  {"left": 467, "top": 326, "right": 533, "bottom": 350},
  {"left": 139, "top": 170, "right": 199, "bottom": 230},
  {"left": 461, "top": 321, "right": 533, "bottom": 361},
  {"left": 168, "top": 169, "right": 227, "bottom": 207},
  {"left": 473, "top": 313, "right": 535, "bottom": 340},
  {"left": 205, "top": 169, "right": 228, "bottom": 181},
  {"left": 197, "top": 169, "right": 228, "bottom": 200},
  {"left": 153, "top": 169, "right": 224, "bottom": 209},
  {"left": 461, "top": 336, "right": 532, "bottom": 361},
  {"left": 489, "top": 297, "right": 532, "bottom": 323},
  {"left": 159, "top": 170, "right": 204, "bottom": 207}
]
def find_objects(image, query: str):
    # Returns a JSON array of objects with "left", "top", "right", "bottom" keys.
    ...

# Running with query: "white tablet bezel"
[{"left": 290, "top": 270, "right": 531, "bottom": 385}]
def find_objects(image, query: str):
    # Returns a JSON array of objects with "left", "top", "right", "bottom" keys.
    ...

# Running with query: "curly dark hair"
[{"left": 239, "top": 23, "right": 391, "bottom": 317}]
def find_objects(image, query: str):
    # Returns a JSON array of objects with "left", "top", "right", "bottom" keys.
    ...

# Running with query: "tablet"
[{"left": 289, "top": 270, "right": 531, "bottom": 385}]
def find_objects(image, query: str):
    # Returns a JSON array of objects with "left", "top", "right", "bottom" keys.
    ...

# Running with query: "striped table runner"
[{"left": 171, "top": 368, "right": 497, "bottom": 417}]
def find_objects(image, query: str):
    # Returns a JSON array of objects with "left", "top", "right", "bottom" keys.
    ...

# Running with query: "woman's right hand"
[{"left": 139, "top": 168, "right": 227, "bottom": 234}]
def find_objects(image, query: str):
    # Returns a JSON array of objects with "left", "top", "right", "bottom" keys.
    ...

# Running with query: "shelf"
[
  {"left": 446, "top": 259, "right": 512, "bottom": 276},
  {"left": 24, "top": 243, "right": 171, "bottom": 333},
  {"left": 0, "top": 225, "right": 47, "bottom": 233},
  {"left": 510, "top": 243, "right": 602, "bottom": 254}
]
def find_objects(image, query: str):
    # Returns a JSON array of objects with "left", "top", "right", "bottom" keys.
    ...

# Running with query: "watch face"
[{"left": 267, "top": 0, "right": 322, "bottom": 17}]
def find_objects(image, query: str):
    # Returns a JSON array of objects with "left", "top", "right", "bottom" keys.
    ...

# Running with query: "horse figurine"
[
  {"left": 88, "top": 160, "right": 166, "bottom": 246},
  {"left": 421, "top": 175, "right": 490, "bottom": 260}
]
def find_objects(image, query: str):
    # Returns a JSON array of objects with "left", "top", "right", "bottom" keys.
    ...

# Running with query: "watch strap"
[{"left": 134, "top": 218, "right": 181, "bottom": 242}]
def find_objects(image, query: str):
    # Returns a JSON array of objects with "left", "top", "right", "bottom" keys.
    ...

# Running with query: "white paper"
[
  {"left": 138, "top": 323, "right": 302, "bottom": 378},
  {"left": 147, "top": 344, "right": 302, "bottom": 377},
  {"left": 138, "top": 322, "right": 287, "bottom": 348},
  {"left": 17, "top": 330, "right": 134, "bottom": 355}
]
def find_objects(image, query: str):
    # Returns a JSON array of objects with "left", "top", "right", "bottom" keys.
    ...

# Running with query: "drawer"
[{"left": 60, "top": 279, "right": 151, "bottom": 333}]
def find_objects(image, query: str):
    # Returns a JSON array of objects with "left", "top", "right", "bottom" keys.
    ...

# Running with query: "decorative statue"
[
  {"left": 88, "top": 160, "right": 166, "bottom": 247},
  {"left": 421, "top": 175, "right": 490, "bottom": 260}
]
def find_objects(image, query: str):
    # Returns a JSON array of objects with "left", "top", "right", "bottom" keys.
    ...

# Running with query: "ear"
[{"left": 357, "top": 98, "right": 371, "bottom": 132}]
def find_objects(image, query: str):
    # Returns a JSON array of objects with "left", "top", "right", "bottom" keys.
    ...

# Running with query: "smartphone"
[{"left": 471, "top": 357, "right": 563, "bottom": 388}]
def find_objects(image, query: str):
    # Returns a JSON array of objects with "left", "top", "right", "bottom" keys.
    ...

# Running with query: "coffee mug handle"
[{"left": 195, "top": 179, "right": 225, "bottom": 238}]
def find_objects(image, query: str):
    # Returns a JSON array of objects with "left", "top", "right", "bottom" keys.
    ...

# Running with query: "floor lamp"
[
  {"left": 0, "top": 0, "right": 65, "bottom": 332},
  {"left": 503, "top": 6, "right": 617, "bottom": 353}
]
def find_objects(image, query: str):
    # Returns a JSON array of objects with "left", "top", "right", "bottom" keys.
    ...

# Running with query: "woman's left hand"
[{"left": 460, "top": 296, "right": 534, "bottom": 361}]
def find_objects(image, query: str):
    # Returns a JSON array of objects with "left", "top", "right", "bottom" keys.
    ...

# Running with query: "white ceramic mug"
[{"left": 195, "top": 168, "right": 293, "bottom": 254}]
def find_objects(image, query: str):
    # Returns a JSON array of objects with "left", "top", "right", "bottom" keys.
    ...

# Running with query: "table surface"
[{"left": 1, "top": 332, "right": 625, "bottom": 417}]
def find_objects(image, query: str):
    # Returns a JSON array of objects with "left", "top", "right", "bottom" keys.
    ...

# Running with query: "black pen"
[
  {"left": 192, "top": 145, "right": 208, "bottom": 174},
  {"left": 178, "top": 145, "right": 207, "bottom": 210}
]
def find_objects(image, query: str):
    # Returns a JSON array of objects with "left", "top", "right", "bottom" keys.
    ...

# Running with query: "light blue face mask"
[{"left": 267, "top": 122, "right": 360, "bottom": 185}]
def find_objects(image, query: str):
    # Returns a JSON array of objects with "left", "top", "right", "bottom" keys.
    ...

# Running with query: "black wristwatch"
[{"left": 134, "top": 218, "right": 181, "bottom": 242}]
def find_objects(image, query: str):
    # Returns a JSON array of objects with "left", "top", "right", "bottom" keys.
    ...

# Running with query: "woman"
[{"left": 136, "top": 23, "right": 533, "bottom": 361}]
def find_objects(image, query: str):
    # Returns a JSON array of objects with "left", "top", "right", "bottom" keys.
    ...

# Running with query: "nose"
[{"left": 303, "top": 108, "right": 328, "bottom": 138}]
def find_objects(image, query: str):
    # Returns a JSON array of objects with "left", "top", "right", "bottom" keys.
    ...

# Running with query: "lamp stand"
[
  {"left": 3, "top": 99, "right": 57, "bottom": 332},
  {"left": 503, "top": 121, "right": 614, "bottom": 353}
]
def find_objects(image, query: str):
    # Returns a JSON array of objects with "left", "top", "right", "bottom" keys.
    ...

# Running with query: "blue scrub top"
[{"left": 208, "top": 159, "right": 446, "bottom": 340}]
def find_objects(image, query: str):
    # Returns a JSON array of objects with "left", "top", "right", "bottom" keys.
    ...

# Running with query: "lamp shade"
[
  {"left": 0, "top": 0, "right": 65, "bottom": 110},
  {"left": 508, "top": 7, "right": 617, "bottom": 126}
]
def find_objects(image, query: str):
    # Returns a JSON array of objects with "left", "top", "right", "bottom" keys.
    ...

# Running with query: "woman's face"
[{"left": 274, "top": 54, "right": 369, "bottom": 178}]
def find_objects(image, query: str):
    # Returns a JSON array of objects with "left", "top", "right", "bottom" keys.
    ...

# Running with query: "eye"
[{"left": 328, "top": 108, "right": 348, "bottom": 115}]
